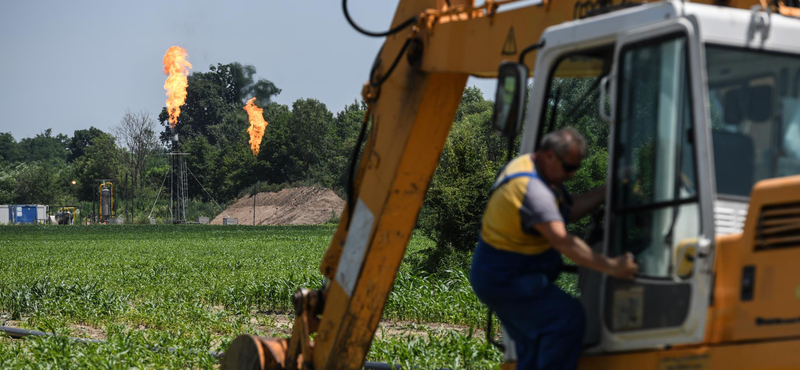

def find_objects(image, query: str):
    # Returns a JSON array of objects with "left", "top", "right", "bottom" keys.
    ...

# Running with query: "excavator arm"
[{"left": 222, "top": 0, "right": 781, "bottom": 369}]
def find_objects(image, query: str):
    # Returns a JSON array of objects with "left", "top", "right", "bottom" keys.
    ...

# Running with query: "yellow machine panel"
[{"left": 709, "top": 176, "right": 800, "bottom": 344}]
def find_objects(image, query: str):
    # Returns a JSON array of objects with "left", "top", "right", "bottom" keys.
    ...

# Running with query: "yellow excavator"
[{"left": 223, "top": 0, "right": 800, "bottom": 368}]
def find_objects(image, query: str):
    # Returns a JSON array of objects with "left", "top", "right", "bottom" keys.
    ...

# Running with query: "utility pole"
[
  {"left": 125, "top": 173, "right": 129, "bottom": 223},
  {"left": 252, "top": 165, "right": 257, "bottom": 226}
]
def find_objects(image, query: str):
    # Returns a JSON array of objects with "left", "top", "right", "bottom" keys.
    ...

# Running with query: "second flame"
[{"left": 244, "top": 97, "right": 269, "bottom": 157}]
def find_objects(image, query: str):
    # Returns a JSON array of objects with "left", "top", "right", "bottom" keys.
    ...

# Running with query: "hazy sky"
[{"left": 0, "top": 0, "right": 500, "bottom": 140}]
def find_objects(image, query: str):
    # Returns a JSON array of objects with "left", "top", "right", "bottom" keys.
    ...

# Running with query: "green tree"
[
  {"left": 417, "top": 87, "right": 508, "bottom": 270},
  {"left": 68, "top": 127, "right": 106, "bottom": 163},
  {"left": 0, "top": 133, "right": 21, "bottom": 163},
  {"left": 329, "top": 101, "right": 367, "bottom": 191},
  {"left": 114, "top": 110, "right": 160, "bottom": 220},
  {"left": 257, "top": 102, "right": 295, "bottom": 185},
  {"left": 12, "top": 161, "right": 63, "bottom": 204},
  {"left": 248, "top": 98, "right": 341, "bottom": 191},
  {"left": 288, "top": 98, "right": 335, "bottom": 187},
  {"left": 73, "top": 133, "right": 121, "bottom": 201},
  {"left": 215, "top": 140, "right": 256, "bottom": 201},
  {"left": 0, "top": 163, "right": 17, "bottom": 203},
  {"left": 17, "top": 129, "right": 69, "bottom": 163}
]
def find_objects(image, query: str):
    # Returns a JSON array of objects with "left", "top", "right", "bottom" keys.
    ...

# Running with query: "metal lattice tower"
[{"left": 169, "top": 129, "right": 188, "bottom": 224}]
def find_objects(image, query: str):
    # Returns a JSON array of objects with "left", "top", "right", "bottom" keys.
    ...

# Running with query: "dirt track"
[{"left": 210, "top": 187, "right": 344, "bottom": 225}]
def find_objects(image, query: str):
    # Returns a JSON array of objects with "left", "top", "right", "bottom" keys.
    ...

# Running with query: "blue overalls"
[{"left": 470, "top": 172, "right": 585, "bottom": 370}]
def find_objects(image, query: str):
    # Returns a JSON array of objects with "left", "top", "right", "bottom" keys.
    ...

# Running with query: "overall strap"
[
  {"left": 492, "top": 172, "right": 540, "bottom": 191},
  {"left": 491, "top": 171, "right": 572, "bottom": 224}
]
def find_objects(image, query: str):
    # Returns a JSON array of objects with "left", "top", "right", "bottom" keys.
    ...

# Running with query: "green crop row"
[{"left": 0, "top": 225, "right": 522, "bottom": 368}]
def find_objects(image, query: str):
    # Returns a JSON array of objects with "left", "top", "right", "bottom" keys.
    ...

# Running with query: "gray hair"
[{"left": 539, "top": 128, "right": 587, "bottom": 158}]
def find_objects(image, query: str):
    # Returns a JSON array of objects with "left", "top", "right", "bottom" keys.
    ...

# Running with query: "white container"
[
  {"left": 0, "top": 205, "right": 8, "bottom": 225},
  {"left": 36, "top": 205, "right": 48, "bottom": 224}
]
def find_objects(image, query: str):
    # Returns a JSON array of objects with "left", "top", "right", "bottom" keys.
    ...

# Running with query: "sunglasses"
[{"left": 554, "top": 151, "right": 581, "bottom": 173}]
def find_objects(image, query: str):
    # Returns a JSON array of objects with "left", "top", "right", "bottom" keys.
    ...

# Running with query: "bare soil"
[
  {"left": 247, "top": 312, "right": 478, "bottom": 339},
  {"left": 211, "top": 187, "right": 344, "bottom": 226},
  {"left": 70, "top": 324, "right": 107, "bottom": 341},
  {"left": 2, "top": 311, "right": 478, "bottom": 344}
]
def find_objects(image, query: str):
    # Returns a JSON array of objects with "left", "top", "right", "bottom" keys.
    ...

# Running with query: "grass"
[{"left": 0, "top": 225, "right": 518, "bottom": 368}]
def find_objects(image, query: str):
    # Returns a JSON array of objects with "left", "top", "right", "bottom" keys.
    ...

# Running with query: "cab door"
[{"left": 598, "top": 18, "right": 716, "bottom": 351}]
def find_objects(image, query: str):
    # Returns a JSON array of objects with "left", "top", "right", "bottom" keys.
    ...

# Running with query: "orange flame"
[
  {"left": 244, "top": 97, "right": 269, "bottom": 156},
  {"left": 162, "top": 46, "right": 193, "bottom": 127}
]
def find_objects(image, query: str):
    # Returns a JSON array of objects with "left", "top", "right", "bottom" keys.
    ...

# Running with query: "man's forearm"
[
  {"left": 556, "top": 235, "right": 616, "bottom": 275},
  {"left": 536, "top": 220, "right": 638, "bottom": 279}
]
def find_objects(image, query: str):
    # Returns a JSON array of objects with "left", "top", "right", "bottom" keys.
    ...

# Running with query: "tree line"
[{"left": 0, "top": 60, "right": 606, "bottom": 268}]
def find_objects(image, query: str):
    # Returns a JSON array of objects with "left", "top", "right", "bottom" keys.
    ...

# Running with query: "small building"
[{"left": 10, "top": 205, "right": 48, "bottom": 225}]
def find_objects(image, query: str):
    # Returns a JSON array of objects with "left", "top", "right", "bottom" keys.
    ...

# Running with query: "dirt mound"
[{"left": 211, "top": 187, "right": 344, "bottom": 226}]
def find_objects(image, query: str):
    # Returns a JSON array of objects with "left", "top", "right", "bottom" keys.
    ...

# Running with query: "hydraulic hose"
[{"left": 343, "top": 0, "right": 418, "bottom": 37}]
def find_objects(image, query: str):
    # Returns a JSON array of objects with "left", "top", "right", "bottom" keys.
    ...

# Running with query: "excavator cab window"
[
  {"left": 539, "top": 47, "right": 614, "bottom": 239},
  {"left": 610, "top": 35, "right": 699, "bottom": 279},
  {"left": 706, "top": 46, "right": 800, "bottom": 198}
]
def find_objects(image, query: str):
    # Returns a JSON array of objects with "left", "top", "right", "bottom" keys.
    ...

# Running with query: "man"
[{"left": 470, "top": 128, "right": 638, "bottom": 370}]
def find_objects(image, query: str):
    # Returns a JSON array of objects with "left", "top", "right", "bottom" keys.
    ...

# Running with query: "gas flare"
[
  {"left": 162, "top": 46, "right": 193, "bottom": 127},
  {"left": 244, "top": 98, "right": 269, "bottom": 157}
]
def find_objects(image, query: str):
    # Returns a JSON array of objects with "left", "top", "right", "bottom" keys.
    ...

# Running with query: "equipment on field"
[
  {"left": 98, "top": 181, "right": 114, "bottom": 223},
  {"left": 223, "top": 0, "right": 800, "bottom": 368},
  {"left": 54, "top": 206, "right": 79, "bottom": 225}
]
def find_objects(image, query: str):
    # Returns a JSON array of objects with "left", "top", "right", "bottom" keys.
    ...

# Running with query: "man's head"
[{"left": 534, "top": 128, "right": 587, "bottom": 184}]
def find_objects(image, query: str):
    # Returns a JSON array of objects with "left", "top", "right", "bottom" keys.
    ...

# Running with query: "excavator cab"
[
  {"left": 494, "top": 0, "right": 800, "bottom": 366},
  {"left": 494, "top": 4, "right": 713, "bottom": 354}
]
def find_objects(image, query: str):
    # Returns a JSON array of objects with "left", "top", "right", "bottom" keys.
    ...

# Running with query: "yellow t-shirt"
[{"left": 480, "top": 154, "right": 571, "bottom": 255}]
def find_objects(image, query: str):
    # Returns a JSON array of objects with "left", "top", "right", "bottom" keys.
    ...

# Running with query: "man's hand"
[
  {"left": 534, "top": 221, "right": 639, "bottom": 280},
  {"left": 609, "top": 252, "right": 638, "bottom": 280}
]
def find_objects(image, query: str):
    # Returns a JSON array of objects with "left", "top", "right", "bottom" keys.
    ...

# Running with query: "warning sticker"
[
  {"left": 658, "top": 354, "right": 710, "bottom": 370},
  {"left": 612, "top": 286, "right": 644, "bottom": 330},
  {"left": 502, "top": 27, "right": 517, "bottom": 55}
]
